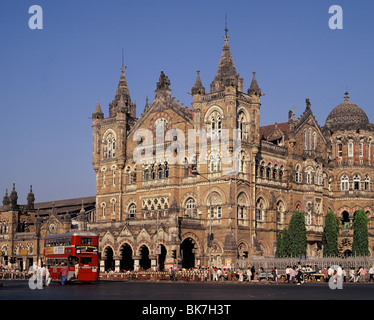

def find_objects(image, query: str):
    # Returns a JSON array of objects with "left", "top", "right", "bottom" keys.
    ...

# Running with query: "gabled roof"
[{"left": 260, "top": 122, "right": 290, "bottom": 141}]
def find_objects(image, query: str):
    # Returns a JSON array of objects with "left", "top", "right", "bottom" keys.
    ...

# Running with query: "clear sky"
[{"left": 1, "top": 0, "right": 373, "bottom": 203}]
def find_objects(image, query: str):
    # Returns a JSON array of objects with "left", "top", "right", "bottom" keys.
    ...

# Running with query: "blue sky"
[{"left": 0, "top": 0, "right": 373, "bottom": 203}]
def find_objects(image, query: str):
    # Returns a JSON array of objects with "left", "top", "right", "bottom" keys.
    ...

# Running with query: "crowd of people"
[{"left": 113, "top": 263, "right": 374, "bottom": 284}]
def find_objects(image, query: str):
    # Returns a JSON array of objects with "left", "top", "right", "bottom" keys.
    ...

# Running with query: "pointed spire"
[
  {"left": 191, "top": 70, "right": 205, "bottom": 95},
  {"left": 247, "top": 72, "right": 261, "bottom": 96},
  {"left": 210, "top": 27, "right": 238, "bottom": 93},
  {"left": 10, "top": 183, "right": 18, "bottom": 209},
  {"left": 109, "top": 50, "right": 136, "bottom": 118},
  {"left": 27, "top": 185, "right": 35, "bottom": 210},
  {"left": 2, "top": 189, "right": 10, "bottom": 206},
  {"left": 92, "top": 101, "right": 104, "bottom": 119}
]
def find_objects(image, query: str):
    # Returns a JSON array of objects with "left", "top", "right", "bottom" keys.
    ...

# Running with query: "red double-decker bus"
[{"left": 44, "top": 231, "right": 99, "bottom": 282}]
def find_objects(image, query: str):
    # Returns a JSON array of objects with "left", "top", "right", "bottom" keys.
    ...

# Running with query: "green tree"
[
  {"left": 275, "top": 231, "right": 284, "bottom": 258},
  {"left": 352, "top": 210, "right": 369, "bottom": 256},
  {"left": 322, "top": 210, "right": 339, "bottom": 257},
  {"left": 287, "top": 211, "right": 307, "bottom": 257},
  {"left": 282, "top": 228, "right": 290, "bottom": 258}
]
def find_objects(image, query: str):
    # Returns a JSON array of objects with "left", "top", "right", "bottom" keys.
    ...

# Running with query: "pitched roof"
[{"left": 260, "top": 122, "right": 290, "bottom": 140}]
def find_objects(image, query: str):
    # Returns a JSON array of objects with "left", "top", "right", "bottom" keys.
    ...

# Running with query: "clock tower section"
[{"left": 91, "top": 61, "right": 136, "bottom": 222}]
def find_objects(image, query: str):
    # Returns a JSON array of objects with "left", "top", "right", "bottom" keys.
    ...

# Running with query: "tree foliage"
[
  {"left": 322, "top": 210, "right": 339, "bottom": 257},
  {"left": 352, "top": 210, "right": 369, "bottom": 256},
  {"left": 276, "top": 211, "right": 307, "bottom": 258}
]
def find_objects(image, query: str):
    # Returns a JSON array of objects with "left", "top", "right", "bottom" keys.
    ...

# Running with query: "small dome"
[{"left": 325, "top": 91, "right": 370, "bottom": 131}]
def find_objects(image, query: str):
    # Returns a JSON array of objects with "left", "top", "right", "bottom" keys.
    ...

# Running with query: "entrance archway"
[
  {"left": 120, "top": 243, "right": 134, "bottom": 271},
  {"left": 341, "top": 211, "right": 350, "bottom": 228},
  {"left": 158, "top": 245, "right": 167, "bottom": 271},
  {"left": 139, "top": 245, "right": 151, "bottom": 270},
  {"left": 104, "top": 246, "right": 114, "bottom": 272},
  {"left": 180, "top": 238, "right": 195, "bottom": 269}
]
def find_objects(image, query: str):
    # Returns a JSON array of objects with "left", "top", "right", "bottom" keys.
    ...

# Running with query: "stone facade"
[
  {"left": 0, "top": 187, "right": 95, "bottom": 270},
  {"left": 89, "top": 34, "right": 374, "bottom": 271}
]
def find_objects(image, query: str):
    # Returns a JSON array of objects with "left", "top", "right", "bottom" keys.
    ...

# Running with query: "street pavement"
[
  {"left": 1, "top": 279, "right": 374, "bottom": 300},
  {"left": 1, "top": 280, "right": 371, "bottom": 318}
]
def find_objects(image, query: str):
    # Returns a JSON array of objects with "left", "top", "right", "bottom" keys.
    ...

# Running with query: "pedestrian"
[
  {"left": 251, "top": 266, "right": 255, "bottom": 280},
  {"left": 327, "top": 266, "right": 334, "bottom": 282},
  {"left": 271, "top": 267, "right": 277, "bottom": 282},
  {"left": 246, "top": 267, "right": 252, "bottom": 282},
  {"left": 369, "top": 265, "right": 374, "bottom": 282},
  {"left": 348, "top": 267, "right": 355, "bottom": 282},
  {"left": 212, "top": 267, "right": 217, "bottom": 281},
  {"left": 217, "top": 268, "right": 222, "bottom": 281},
  {"left": 40, "top": 263, "right": 46, "bottom": 285},
  {"left": 45, "top": 265, "right": 51, "bottom": 286},
  {"left": 74, "top": 261, "right": 79, "bottom": 280},
  {"left": 238, "top": 268, "right": 243, "bottom": 282},
  {"left": 296, "top": 268, "right": 303, "bottom": 285},
  {"left": 285, "top": 266, "right": 290, "bottom": 283},
  {"left": 359, "top": 266, "right": 367, "bottom": 283},
  {"left": 61, "top": 262, "right": 69, "bottom": 285}
]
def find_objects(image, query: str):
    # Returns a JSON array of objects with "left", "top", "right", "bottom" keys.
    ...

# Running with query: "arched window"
[
  {"left": 364, "top": 174, "right": 370, "bottom": 191},
  {"left": 101, "top": 202, "right": 106, "bottom": 218},
  {"left": 313, "top": 132, "right": 317, "bottom": 151},
  {"left": 144, "top": 169, "right": 149, "bottom": 181},
  {"left": 295, "top": 164, "right": 302, "bottom": 183},
  {"left": 164, "top": 163, "right": 169, "bottom": 178},
  {"left": 103, "top": 131, "right": 116, "bottom": 159},
  {"left": 266, "top": 163, "right": 271, "bottom": 179},
  {"left": 129, "top": 204, "right": 136, "bottom": 218},
  {"left": 341, "top": 174, "right": 349, "bottom": 191},
  {"left": 211, "top": 117, "right": 216, "bottom": 139},
  {"left": 276, "top": 201, "right": 285, "bottom": 224},
  {"left": 217, "top": 116, "right": 222, "bottom": 138},
  {"left": 216, "top": 155, "right": 221, "bottom": 172},
  {"left": 348, "top": 142, "right": 354, "bottom": 158},
  {"left": 157, "top": 164, "right": 163, "bottom": 179},
  {"left": 256, "top": 198, "right": 265, "bottom": 221},
  {"left": 272, "top": 164, "right": 277, "bottom": 180},
  {"left": 260, "top": 161, "right": 265, "bottom": 178},
  {"left": 210, "top": 155, "right": 215, "bottom": 172},
  {"left": 279, "top": 166, "right": 284, "bottom": 181},
  {"left": 353, "top": 174, "right": 360, "bottom": 190},
  {"left": 306, "top": 168, "right": 312, "bottom": 185},
  {"left": 151, "top": 165, "right": 156, "bottom": 180},
  {"left": 110, "top": 199, "right": 116, "bottom": 214}
]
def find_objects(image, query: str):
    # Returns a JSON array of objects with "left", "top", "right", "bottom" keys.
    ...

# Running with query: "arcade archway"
[
  {"left": 104, "top": 246, "right": 114, "bottom": 272},
  {"left": 180, "top": 238, "right": 195, "bottom": 269},
  {"left": 120, "top": 243, "right": 134, "bottom": 271},
  {"left": 139, "top": 245, "right": 151, "bottom": 270},
  {"left": 157, "top": 244, "right": 167, "bottom": 271}
]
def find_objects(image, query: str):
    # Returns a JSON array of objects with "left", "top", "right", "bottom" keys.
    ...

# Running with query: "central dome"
[{"left": 325, "top": 91, "right": 370, "bottom": 131}]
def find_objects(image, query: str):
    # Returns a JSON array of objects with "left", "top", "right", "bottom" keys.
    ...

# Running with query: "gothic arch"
[
  {"left": 203, "top": 105, "right": 224, "bottom": 123},
  {"left": 135, "top": 240, "right": 152, "bottom": 256},
  {"left": 202, "top": 187, "right": 225, "bottom": 206},
  {"left": 257, "top": 240, "right": 270, "bottom": 256},
  {"left": 180, "top": 232, "right": 202, "bottom": 256},
  {"left": 102, "top": 128, "right": 117, "bottom": 141},
  {"left": 117, "top": 239, "right": 135, "bottom": 256}
]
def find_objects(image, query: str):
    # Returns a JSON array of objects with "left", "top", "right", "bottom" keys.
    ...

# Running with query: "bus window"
[
  {"left": 68, "top": 256, "right": 79, "bottom": 267},
  {"left": 80, "top": 257, "right": 92, "bottom": 265},
  {"left": 81, "top": 237, "right": 92, "bottom": 245}
]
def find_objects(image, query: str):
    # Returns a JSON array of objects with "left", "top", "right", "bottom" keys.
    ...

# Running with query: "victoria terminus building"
[{"left": 89, "top": 33, "right": 374, "bottom": 271}]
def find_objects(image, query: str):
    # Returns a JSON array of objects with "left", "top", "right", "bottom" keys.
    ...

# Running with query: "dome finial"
[{"left": 344, "top": 89, "right": 349, "bottom": 101}]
